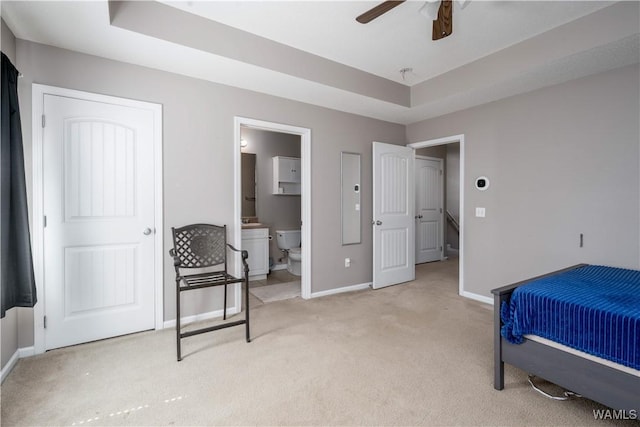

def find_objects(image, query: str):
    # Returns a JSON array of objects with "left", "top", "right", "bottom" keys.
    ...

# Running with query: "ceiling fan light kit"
[
  {"left": 419, "top": 1, "right": 441, "bottom": 21},
  {"left": 357, "top": 0, "right": 456, "bottom": 41}
]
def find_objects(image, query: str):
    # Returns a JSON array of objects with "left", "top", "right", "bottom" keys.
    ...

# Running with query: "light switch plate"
[{"left": 475, "top": 207, "right": 486, "bottom": 218}]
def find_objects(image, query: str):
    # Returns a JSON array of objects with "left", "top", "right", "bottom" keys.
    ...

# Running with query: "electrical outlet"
[{"left": 345, "top": 258, "right": 351, "bottom": 268}]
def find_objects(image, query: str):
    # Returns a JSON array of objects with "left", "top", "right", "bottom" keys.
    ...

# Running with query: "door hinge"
[
  {"left": 440, "top": 169, "right": 443, "bottom": 175},
  {"left": 43, "top": 215, "right": 47, "bottom": 228},
  {"left": 44, "top": 316, "right": 47, "bottom": 329},
  {"left": 440, "top": 208, "right": 443, "bottom": 214},
  {"left": 42, "top": 114, "right": 46, "bottom": 128},
  {"left": 440, "top": 246, "right": 443, "bottom": 251}
]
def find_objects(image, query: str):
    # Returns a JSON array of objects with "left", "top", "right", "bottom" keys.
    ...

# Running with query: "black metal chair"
[{"left": 169, "top": 224, "right": 250, "bottom": 361}]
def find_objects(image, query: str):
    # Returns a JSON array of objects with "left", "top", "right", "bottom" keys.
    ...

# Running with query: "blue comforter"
[{"left": 501, "top": 265, "right": 640, "bottom": 370}]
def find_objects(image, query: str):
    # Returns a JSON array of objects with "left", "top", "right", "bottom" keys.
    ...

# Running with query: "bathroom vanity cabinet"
[
  {"left": 241, "top": 227, "right": 269, "bottom": 280},
  {"left": 272, "top": 156, "right": 301, "bottom": 195}
]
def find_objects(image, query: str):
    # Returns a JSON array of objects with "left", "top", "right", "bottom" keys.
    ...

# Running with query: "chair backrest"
[{"left": 171, "top": 224, "right": 228, "bottom": 270}]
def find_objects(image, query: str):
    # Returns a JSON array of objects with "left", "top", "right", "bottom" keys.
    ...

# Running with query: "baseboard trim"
[
  {"left": 1, "top": 346, "right": 35, "bottom": 384},
  {"left": 310, "top": 282, "right": 371, "bottom": 298},
  {"left": 1, "top": 351, "right": 19, "bottom": 384},
  {"left": 163, "top": 307, "right": 240, "bottom": 329},
  {"left": 18, "top": 346, "right": 35, "bottom": 358},
  {"left": 460, "top": 290, "right": 493, "bottom": 305},
  {"left": 271, "top": 264, "right": 287, "bottom": 271}
]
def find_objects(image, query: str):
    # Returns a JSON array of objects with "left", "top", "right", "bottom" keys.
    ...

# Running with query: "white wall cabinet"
[
  {"left": 241, "top": 228, "right": 269, "bottom": 280},
  {"left": 272, "top": 156, "right": 301, "bottom": 195}
]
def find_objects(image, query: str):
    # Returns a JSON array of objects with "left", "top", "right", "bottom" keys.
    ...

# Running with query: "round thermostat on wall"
[{"left": 475, "top": 176, "right": 490, "bottom": 191}]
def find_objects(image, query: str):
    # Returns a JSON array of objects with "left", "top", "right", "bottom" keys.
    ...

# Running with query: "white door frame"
[
  {"left": 408, "top": 134, "right": 481, "bottom": 304},
  {"left": 31, "top": 84, "right": 164, "bottom": 355},
  {"left": 233, "top": 117, "right": 312, "bottom": 299},
  {"left": 415, "top": 155, "right": 445, "bottom": 263}
]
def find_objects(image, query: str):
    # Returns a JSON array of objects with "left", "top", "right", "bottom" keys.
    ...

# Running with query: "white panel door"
[
  {"left": 415, "top": 157, "right": 443, "bottom": 264},
  {"left": 373, "top": 142, "right": 415, "bottom": 289},
  {"left": 43, "top": 94, "right": 156, "bottom": 350}
]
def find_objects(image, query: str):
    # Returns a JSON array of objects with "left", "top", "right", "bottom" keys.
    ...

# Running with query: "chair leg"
[
  {"left": 176, "top": 279, "right": 182, "bottom": 362},
  {"left": 245, "top": 276, "right": 251, "bottom": 343},
  {"left": 223, "top": 284, "right": 227, "bottom": 320}
]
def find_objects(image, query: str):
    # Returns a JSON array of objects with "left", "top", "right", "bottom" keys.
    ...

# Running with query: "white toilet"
[{"left": 275, "top": 230, "right": 302, "bottom": 276}]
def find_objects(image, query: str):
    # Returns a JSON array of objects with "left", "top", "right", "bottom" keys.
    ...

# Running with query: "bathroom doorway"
[
  {"left": 240, "top": 128, "right": 301, "bottom": 301},
  {"left": 233, "top": 117, "right": 312, "bottom": 304}
]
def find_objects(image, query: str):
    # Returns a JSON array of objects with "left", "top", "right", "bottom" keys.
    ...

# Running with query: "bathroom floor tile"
[
  {"left": 249, "top": 279, "right": 267, "bottom": 288},
  {"left": 248, "top": 270, "right": 299, "bottom": 289},
  {"left": 267, "top": 269, "right": 298, "bottom": 285}
]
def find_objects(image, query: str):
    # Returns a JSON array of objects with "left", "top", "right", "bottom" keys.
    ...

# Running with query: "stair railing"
[{"left": 446, "top": 210, "right": 459, "bottom": 234}]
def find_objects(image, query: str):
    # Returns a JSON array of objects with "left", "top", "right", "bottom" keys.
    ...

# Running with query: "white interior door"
[
  {"left": 372, "top": 142, "right": 415, "bottom": 289},
  {"left": 43, "top": 94, "right": 156, "bottom": 350},
  {"left": 415, "top": 157, "right": 443, "bottom": 264}
]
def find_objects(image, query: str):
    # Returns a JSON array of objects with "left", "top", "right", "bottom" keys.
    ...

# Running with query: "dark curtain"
[{"left": 1, "top": 52, "right": 36, "bottom": 318}]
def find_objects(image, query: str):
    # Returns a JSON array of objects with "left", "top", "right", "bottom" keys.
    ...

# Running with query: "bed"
[{"left": 492, "top": 264, "right": 640, "bottom": 412}]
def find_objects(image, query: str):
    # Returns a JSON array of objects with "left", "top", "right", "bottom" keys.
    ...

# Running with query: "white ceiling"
[
  {"left": 160, "top": 1, "right": 609, "bottom": 85},
  {"left": 2, "top": 1, "right": 638, "bottom": 124}
]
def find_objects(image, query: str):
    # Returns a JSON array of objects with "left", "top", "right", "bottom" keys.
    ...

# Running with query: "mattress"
[{"left": 501, "top": 265, "right": 640, "bottom": 370}]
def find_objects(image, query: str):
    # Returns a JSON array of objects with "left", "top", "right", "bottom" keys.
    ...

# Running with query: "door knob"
[
  {"left": 376, "top": 220, "right": 382, "bottom": 226},
  {"left": 143, "top": 227, "right": 153, "bottom": 235},
  {"left": 418, "top": 215, "right": 423, "bottom": 219}
]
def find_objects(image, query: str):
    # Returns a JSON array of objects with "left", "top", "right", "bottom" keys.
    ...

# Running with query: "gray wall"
[
  {"left": 1, "top": 17, "right": 16, "bottom": 62},
  {"left": 446, "top": 143, "right": 460, "bottom": 219},
  {"left": 1, "top": 18, "right": 19, "bottom": 372},
  {"left": 407, "top": 64, "right": 640, "bottom": 298},
  {"left": 241, "top": 128, "right": 301, "bottom": 264},
  {"left": 5, "top": 33, "right": 639, "bottom": 355},
  {"left": 446, "top": 143, "right": 460, "bottom": 250},
  {"left": 14, "top": 40, "right": 405, "bottom": 347}
]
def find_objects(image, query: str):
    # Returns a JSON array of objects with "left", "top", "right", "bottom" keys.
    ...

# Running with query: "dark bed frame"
[{"left": 491, "top": 264, "right": 640, "bottom": 412}]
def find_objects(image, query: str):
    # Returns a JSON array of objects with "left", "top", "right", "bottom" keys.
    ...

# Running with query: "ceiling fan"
[{"left": 356, "top": 0, "right": 462, "bottom": 41}]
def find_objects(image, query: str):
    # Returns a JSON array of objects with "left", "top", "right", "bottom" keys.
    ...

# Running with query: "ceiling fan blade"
[
  {"left": 356, "top": 1, "right": 406, "bottom": 24},
  {"left": 432, "top": 0, "right": 453, "bottom": 40}
]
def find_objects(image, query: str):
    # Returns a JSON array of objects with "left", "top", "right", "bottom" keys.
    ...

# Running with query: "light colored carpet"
[
  {"left": 250, "top": 281, "right": 301, "bottom": 303},
  {"left": 0, "top": 258, "right": 629, "bottom": 426}
]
